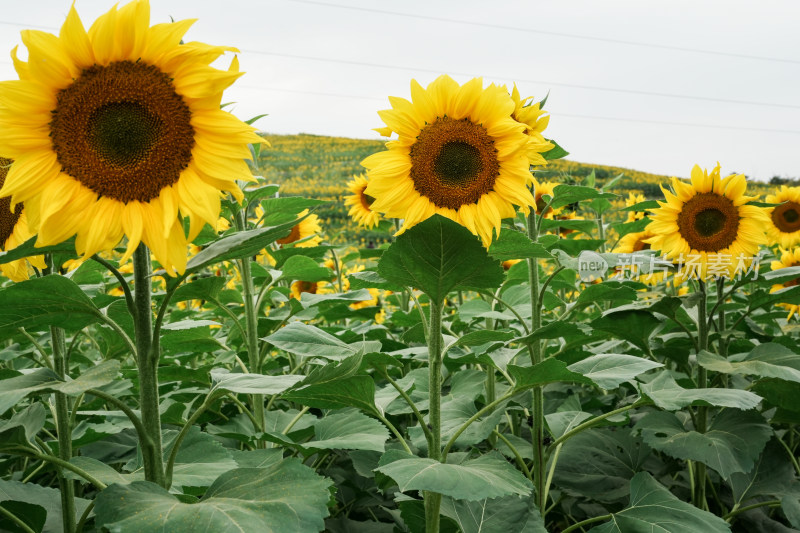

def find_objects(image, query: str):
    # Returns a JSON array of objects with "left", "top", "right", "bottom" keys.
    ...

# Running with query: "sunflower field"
[{"left": 1, "top": 2, "right": 800, "bottom": 533}]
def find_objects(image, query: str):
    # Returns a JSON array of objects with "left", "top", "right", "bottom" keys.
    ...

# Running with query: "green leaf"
[
  {"left": 376, "top": 452, "right": 532, "bottom": 501},
  {"left": 574, "top": 282, "right": 638, "bottom": 309},
  {"left": 639, "top": 372, "right": 762, "bottom": 410},
  {"left": 347, "top": 270, "right": 401, "bottom": 291},
  {"left": 0, "top": 479, "right": 90, "bottom": 533},
  {"left": 509, "top": 359, "right": 594, "bottom": 392},
  {"left": 488, "top": 231, "right": 552, "bottom": 261},
  {"left": 588, "top": 472, "right": 730, "bottom": 533},
  {"left": 549, "top": 185, "right": 616, "bottom": 210},
  {"left": 440, "top": 494, "right": 547, "bottom": 533},
  {"left": 697, "top": 343, "right": 800, "bottom": 384},
  {"left": 0, "top": 276, "right": 102, "bottom": 338},
  {"left": 308, "top": 408, "right": 388, "bottom": 452},
  {"left": 454, "top": 330, "right": 515, "bottom": 348},
  {"left": 210, "top": 369, "right": 304, "bottom": 395},
  {"left": 782, "top": 494, "right": 800, "bottom": 529},
  {"left": 635, "top": 409, "right": 772, "bottom": 479},
  {"left": 554, "top": 428, "right": 651, "bottom": 503},
  {"left": 278, "top": 255, "right": 333, "bottom": 282},
  {"left": 0, "top": 235, "right": 76, "bottom": 265},
  {"left": 377, "top": 215, "right": 504, "bottom": 304},
  {"left": 541, "top": 139, "right": 569, "bottom": 161},
  {"left": 186, "top": 219, "right": 301, "bottom": 273},
  {"left": 0, "top": 403, "right": 46, "bottom": 450},
  {"left": 517, "top": 322, "right": 591, "bottom": 343},
  {"left": 728, "top": 439, "right": 796, "bottom": 507},
  {"left": 264, "top": 322, "right": 358, "bottom": 359},
  {"left": 590, "top": 309, "right": 662, "bottom": 353},
  {"left": 172, "top": 276, "right": 227, "bottom": 303},
  {"left": 567, "top": 354, "right": 662, "bottom": 389},
  {"left": 751, "top": 378, "right": 800, "bottom": 412},
  {"left": 545, "top": 410, "right": 592, "bottom": 439},
  {"left": 258, "top": 197, "right": 327, "bottom": 226},
  {"left": 282, "top": 353, "right": 377, "bottom": 411},
  {"left": 0, "top": 500, "right": 46, "bottom": 533},
  {"left": 94, "top": 461, "right": 332, "bottom": 533}
]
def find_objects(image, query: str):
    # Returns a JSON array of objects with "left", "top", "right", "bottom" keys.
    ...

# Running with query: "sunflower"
[
  {"left": 276, "top": 209, "right": 322, "bottom": 248},
  {"left": 345, "top": 174, "right": 381, "bottom": 228},
  {"left": 769, "top": 248, "right": 800, "bottom": 320},
  {"left": 0, "top": 158, "right": 46, "bottom": 281},
  {"left": 624, "top": 192, "right": 648, "bottom": 222},
  {"left": 765, "top": 186, "right": 800, "bottom": 249},
  {"left": 362, "top": 75, "right": 548, "bottom": 246},
  {"left": 0, "top": 1, "right": 262, "bottom": 275},
  {"left": 509, "top": 85, "right": 553, "bottom": 167},
  {"left": 646, "top": 164, "right": 768, "bottom": 280},
  {"left": 290, "top": 280, "right": 324, "bottom": 300},
  {"left": 612, "top": 227, "right": 663, "bottom": 285},
  {"left": 533, "top": 180, "right": 558, "bottom": 217}
]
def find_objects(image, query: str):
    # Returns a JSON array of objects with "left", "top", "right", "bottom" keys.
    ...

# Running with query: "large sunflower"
[
  {"left": 646, "top": 164, "right": 768, "bottom": 280},
  {"left": 765, "top": 185, "right": 800, "bottom": 249},
  {"left": 769, "top": 248, "right": 800, "bottom": 320},
  {"left": 362, "top": 75, "right": 548, "bottom": 246},
  {"left": 0, "top": 0, "right": 262, "bottom": 275},
  {"left": 344, "top": 174, "right": 381, "bottom": 228},
  {"left": 0, "top": 157, "right": 45, "bottom": 281}
]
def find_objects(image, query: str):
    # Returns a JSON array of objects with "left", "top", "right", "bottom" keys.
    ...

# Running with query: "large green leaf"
[
  {"left": 0, "top": 361, "right": 120, "bottom": 415},
  {"left": 549, "top": 184, "right": 616, "bottom": 210},
  {"left": 440, "top": 494, "right": 547, "bottom": 533},
  {"left": 308, "top": 409, "right": 388, "bottom": 452},
  {"left": 185, "top": 219, "right": 300, "bottom": 273},
  {"left": 377, "top": 215, "right": 504, "bottom": 304},
  {"left": 0, "top": 276, "right": 102, "bottom": 338},
  {"left": 697, "top": 343, "right": 800, "bottom": 384},
  {"left": 282, "top": 353, "right": 376, "bottom": 411},
  {"left": 278, "top": 255, "right": 334, "bottom": 282},
  {"left": 487, "top": 230, "right": 552, "bottom": 261},
  {"left": 639, "top": 372, "right": 762, "bottom": 410},
  {"left": 635, "top": 409, "right": 772, "bottom": 479},
  {"left": 728, "top": 439, "right": 796, "bottom": 507},
  {"left": 567, "top": 354, "right": 662, "bottom": 389},
  {"left": 94, "top": 460, "right": 332, "bottom": 533},
  {"left": 574, "top": 282, "right": 637, "bottom": 309},
  {"left": 0, "top": 236, "right": 76, "bottom": 265},
  {"left": 588, "top": 472, "right": 730, "bottom": 533},
  {"left": 376, "top": 452, "right": 532, "bottom": 501},
  {"left": 264, "top": 322, "right": 360, "bottom": 360},
  {"left": 0, "top": 403, "right": 46, "bottom": 451},
  {"left": 509, "top": 358, "right": 594, "bottom": 392},
  {"left": 210, "top": 369, "right": 304, "bottom": 395},
  {"left": 590, "top": 309, "right": 662, "bottom": 354},
  {"left": 0, "top": 479, "right": 90, "bottom": 533},
  {"left": 554, "top": 428, "right": 651, "bottom": 503},
  {"left": 172, "top": 276, "right": 227, "bottom": 303}
]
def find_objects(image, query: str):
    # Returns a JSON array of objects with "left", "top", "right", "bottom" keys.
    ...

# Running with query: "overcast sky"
[{"left": 1, "top": 0, "right": 798, "bottom": 182}]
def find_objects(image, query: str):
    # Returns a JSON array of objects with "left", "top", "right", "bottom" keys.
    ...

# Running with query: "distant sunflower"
[
  {"left": 344, "top": 174, "right": 381, "bottom": 228},
  {"left": 362, "top": 75, "right": 543, "bottom": 246},
  {"left": 290, "top": 280, "right": 324, "bottom": 300},
  {"left": 0, "top": 0, "right": 262, "bottom": 275},
  {"left": 770, "top": 248, "right": 800, "bottom": 320},
  {"left": 276, "top": 209, "right": 322, "bottom": 248},
  {"left": 765, "top": 186, "right": 800, "bottom": 248},
  {"left": 624, "top": 192, "right": 648, "bottom": 222},
  {"left": 533, "top": 180, "right": 558, "bottom": 216},
  {"left": 646, "top": 164, "right": 768, "bottom": 280},
  {"left": 0, "top": 158, "right": 45, "bottom": 281},
  {"left": 613, "top": 227, "right": 663, "bottom": 285}
]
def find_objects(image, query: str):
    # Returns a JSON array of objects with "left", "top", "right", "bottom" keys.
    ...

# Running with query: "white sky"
[{"left": 1, "top": 0, "right": 799, "bottom": 182}]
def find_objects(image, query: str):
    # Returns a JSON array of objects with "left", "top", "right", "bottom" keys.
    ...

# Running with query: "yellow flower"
[
  {"left": 502, "top": 259, "right": 522, "bottom": 270},
  {"left": 276, "top": 209, "right": 322, "bottom": 248},
  {"left": 765, "top": 185, "right": 800, "bottom": 249},
  {"left": 344, "top": 174, "right": 381, "bottom": 228},
  {"left": 624, "top": 192, "right": 647, "bottom": 222},
  {"left": 646, "top": 164, "right": 768, "bottom": 280},
  {"left": 533, "top": 180, "right": 558, "bottom": 217},
  {"left": 0, "top": 157, "right": 45, "bottom": 282},
  {"left": 362, "top": 75, "right": 543, "bottom": 246},
  {"left": 769, "top": 248, "right": 800, "bottom": 320},
  {"left": 509, "top": 85, "right": 554, "bottom": 167},
  {"left": 0, "top": 0, "right": 262, "bottom": 275},
  {"left": 612, "top": 227, "right": 664, "bottom": 285},
  {"left": 290, "top": 280, "right": 324, "bottom": 300}
]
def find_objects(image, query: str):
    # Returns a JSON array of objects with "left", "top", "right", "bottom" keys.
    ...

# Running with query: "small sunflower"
[
  {"left": 770, "top": 248, "right": 800, "bottom": 320},
  {"left": 765, "top": 186, "right": 800, "bottom": 249},
  {"left": 362, "top": 75, "right": 549, "bottom": 246},
  {"left": 345, "top": 174, "right": 381, "bottom": 228},
  {"left": 646, "top": 164, "right": 768, "bottom": 280},
  {"left": 509, "top": 85, "right": 553, "bottom": 167},
  {"left": 290, "top": 279, "right": 324, "bottom": 300},
  {"left": 612, "top": 227, "right": 663, "bottom": 285},
  {"left": 624, "top": 192, "right": 648, "bottom": 222},
  {"left": 0, "top": 1, "right": 262, "bottom": 275},
  {"left": 533, "top": 180, "right": 558, "bottom": 217},
  {"left": 276, "top": 209, "right": 322, "bottom": 248},
  {"left": 0, "top": 158, "right": 45, "bottom": 281}
]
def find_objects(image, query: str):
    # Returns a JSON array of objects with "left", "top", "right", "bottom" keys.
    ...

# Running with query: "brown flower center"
[
  {"left": 677, "top": 193, "right": 740, "bottom": 252},
  {"left": 359, "top": 185, "right": 375, "bottom": 211},
  {"left": 50, "top": 60, "right": 195, "bottom": 203},
  {"left": 409, "top": 117, "right": 500, "bottom": 210},
  {"left": 0, "top": 157, "right": 23, "bottom": 247},
  {"left": 771, "top": 201, "right": 800, "bottom": 234},
  {"left": 277, "top": 223, "right": 301, "bottom": 245},
  {"left": 633, "top": 239, "right": 651, "bottom": 252},
  {"left": 295, "top": 281, "right": 318, "bottom": 294}
]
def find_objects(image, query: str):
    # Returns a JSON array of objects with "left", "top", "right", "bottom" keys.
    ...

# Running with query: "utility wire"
[
  {"left": 239, "top": 50, "right": 800, "bottom": 110},
  {"left": 236, "top": 85, "right": 800, "bottom": 135},
  {"left": 286, "top": 0, "right": 800, "bottom": 65}
]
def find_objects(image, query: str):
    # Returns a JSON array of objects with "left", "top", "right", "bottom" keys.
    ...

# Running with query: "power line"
[
  {"left": 286, "top": 0, "right": 800, "bottom": 65},
  {"left": 237, "top": 85, "right": 800, "bottom": 135},
  {"left": 240, "top": 50, "right": 800, "bottom": 110}
]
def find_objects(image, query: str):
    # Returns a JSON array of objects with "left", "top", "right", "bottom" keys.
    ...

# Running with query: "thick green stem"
[
  {"left": 424, "top": 299, "right": 444, "bottom": 533},
  {"left": 133, "top": 244, "right": 165, "bottom": 487},
  {"left": 526, "top": 212, "right": 546, "bottom": 515},
  {"left": 51, "top": 325, "right": 75, "bottom": 533},
  {"left": 693, "top": 280, "right": 709, "bottom": 510},
  {"left": 235, "top": 210, "right": 265, "bottom": 435}
]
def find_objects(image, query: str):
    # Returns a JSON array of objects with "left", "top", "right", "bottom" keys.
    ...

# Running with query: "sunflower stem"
[
  {"left": 132, "top": 243, "right": 165, "bottom": 487},
  {"left": 234, "top": 209, "right": 265, "bottom": 438},
  {"left": 525, "top": 211, "right": 547, "bottom": 517},
  {"left": 46, "top": 255, "right": 75, "bottom": 533},
  {"left": 424, "top": 298, "right": 444, "bottom": 533},
  {"left": 693, "top": 280, "right": 709, "bottom": 510}
]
